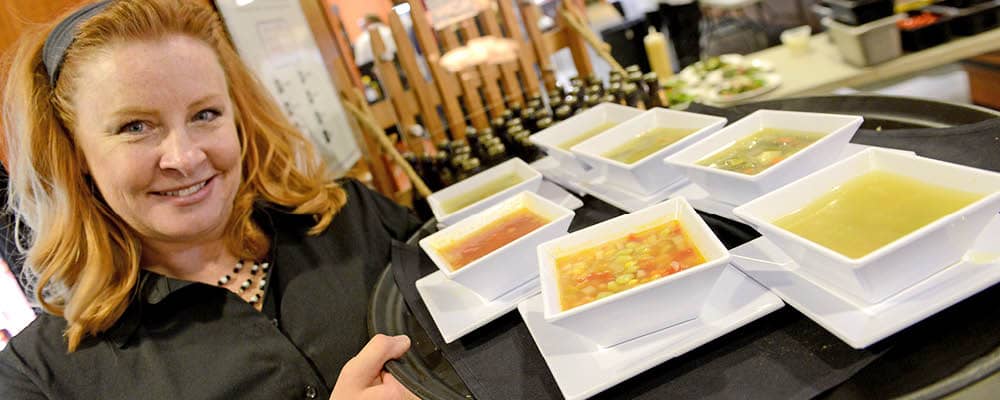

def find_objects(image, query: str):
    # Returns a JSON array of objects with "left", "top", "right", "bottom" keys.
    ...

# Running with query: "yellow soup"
[
  {"left": 440, "top": 172, "right": 525, "bottom": 214},
  {"left": 554, "top": 220, "right": 706, "bottom": 311},
  {"left": 602, "top": 127, "right": 698, "bottom": 164},
  {"left": 774, "top": 171, "right": 984, "bottom": 259},
  {"left": 558, "top": 122, "right": 617, "bottom": 150},
  {"left": 696, "top": 128, "right": 823, "bottom": 175}
]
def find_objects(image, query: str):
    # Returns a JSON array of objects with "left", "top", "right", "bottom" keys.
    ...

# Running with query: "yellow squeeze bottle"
[{"left": 644, "top": 27, "right": 673, "bottom": 81}]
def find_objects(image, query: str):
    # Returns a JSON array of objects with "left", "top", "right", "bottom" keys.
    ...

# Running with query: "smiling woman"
[
  {"left": 0, "top": 1, "right": 420, "bottom": 399},
  {"left": 72, "top": 35, "right": 244, "bottom": 254}
]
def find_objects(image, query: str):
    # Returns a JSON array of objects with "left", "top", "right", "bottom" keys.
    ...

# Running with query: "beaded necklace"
[{"left": 217, "top": 260, "right": 270, "bottom": 305}]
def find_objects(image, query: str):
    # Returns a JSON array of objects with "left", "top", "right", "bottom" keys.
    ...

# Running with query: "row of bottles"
[
  {"left": 547, "top": 66, "right": 670, "bottom": 119},
  {"left": 402, "top": 97, "right": 552, "bottom": 193},
  {"left": 404, "top": 67, "right": 671, "bottom": 198}
]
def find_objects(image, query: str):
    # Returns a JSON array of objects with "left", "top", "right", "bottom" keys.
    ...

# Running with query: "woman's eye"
[
  {"left": 118, "top": 121, "right": 148, "bottom": 134},
  {"left": 193, "top": 109, "right": 220, "bottom": 122}
]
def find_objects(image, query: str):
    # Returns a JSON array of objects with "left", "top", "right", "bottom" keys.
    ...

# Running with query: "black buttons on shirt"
[{"left": 304, "top": 385, "right": 318, "bottom": 399}]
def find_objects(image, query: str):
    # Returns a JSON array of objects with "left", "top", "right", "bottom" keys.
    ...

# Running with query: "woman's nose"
[{"left": 158, "top": 129, "right": 207, "bottom": 177}]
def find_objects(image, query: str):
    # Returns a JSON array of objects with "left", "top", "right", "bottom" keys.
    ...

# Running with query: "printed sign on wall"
[{"left": 215, "top": 0, "right": 360, "bottom": 176}]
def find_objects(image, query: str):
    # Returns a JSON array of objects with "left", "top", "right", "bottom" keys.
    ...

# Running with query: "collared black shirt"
[{"left": 0, "top": 179, "right": 421, "bottom": 399}]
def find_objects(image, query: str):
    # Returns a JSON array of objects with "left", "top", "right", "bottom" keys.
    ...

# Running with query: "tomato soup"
[
  {"left": 554, "top": 220, "right": 705, "bottom": 310},
  {"left": 439, "top": 208, "right": 550, "bottom": 271}
]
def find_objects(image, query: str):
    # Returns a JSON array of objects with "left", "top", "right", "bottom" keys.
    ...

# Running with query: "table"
[
  {"left": 746, "top": 27, "right": 1000, "bottom": 101},
  {"left": 372, "top": 96, "right": 1000, "bottom": 399}
]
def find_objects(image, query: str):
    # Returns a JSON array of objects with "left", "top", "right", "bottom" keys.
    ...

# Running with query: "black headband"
[{"left": 42, "top": 0, "right": 113, "bottom": 87}]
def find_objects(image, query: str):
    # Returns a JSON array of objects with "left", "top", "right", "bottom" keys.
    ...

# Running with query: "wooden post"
[
  {"left": 519, "top": 0, "right": 558, "bottom": 92},
  {"left": 322, "top": 7, "right": 364, "bottom": 90},
  {"left": 559, "top": 1, "right": 595, "bottom": 78},
  {"left": 440, "top": 27, "right": 490, "bottom": 130},
  {"left": 497, "top": 0, "right": 542, "bottom": 98},
  {"left": 387, "top": 13, "right": 447, "bottom": 143},
  {"left": 459, "top": 18, "right": 506, "bottom": 119},
  {"left": 369, "top": 25, "right": 423, "bottom": 155},
  {"left": 409, "top": 0, "right": 468, "bottom": 140},
  {"left": 478, "top": 8, "right": 524, "bottom": 107}
]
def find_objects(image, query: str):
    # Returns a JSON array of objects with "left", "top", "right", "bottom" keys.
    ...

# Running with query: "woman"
[{"left": 0, "top": 0, "right": 421, "bottom": 398}]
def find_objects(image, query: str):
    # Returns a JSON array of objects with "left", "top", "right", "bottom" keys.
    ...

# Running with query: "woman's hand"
[{"left": 330, "top": 334, "right": 417, "bottom": 400}]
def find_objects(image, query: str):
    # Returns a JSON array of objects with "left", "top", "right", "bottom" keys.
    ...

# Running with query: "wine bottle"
[
  {"left": 456, "top": 157, "right": 483, "bottom": 181},
  {"left": 643, "top": 72, "right": 667, "bottom": 108},
  {"left": 623, "top": 83, "right": 646, "bottom": 110},
  {"left": 554, "top": 104, "right": 573, "bottom": 121},
  {"left": 533, "top": 116, "right": 553, "bottom": 134}
]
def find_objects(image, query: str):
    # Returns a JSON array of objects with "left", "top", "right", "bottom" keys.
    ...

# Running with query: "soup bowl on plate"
[
  {"left": 421, "top": 191, "right": 574, "bottom": 301},
  {"left": 530, "top": 103, "right": 643, "bottom": 178},
  {"left": 733, "top": 148, "right": 1000, "bottom": 304},
  {"left": 537, "top": 197, "right": 730, "bottom": 348},
  {"left": 428, "top": 157, "right": 542, "bottom": 227},
  {"left": 664, "top": 109, "right": 863, "bottom": 205},
  {"left": 570, "top": 107, "right": 726, "bottom": 195}
]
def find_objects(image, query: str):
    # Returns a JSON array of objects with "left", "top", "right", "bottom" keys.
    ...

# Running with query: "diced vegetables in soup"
[
  {"left": 438, "top": 207, "right": 550, "bottom": 270},
  {"left": 555, "top": 220, "right": 706, "bottom": 311},
  {"left": 602, "top": 127, "right": 697, "bottom": 164},
  {"left": 775, "top": 171, "right": 983, "bottom": 259},
  {"left": 439, "top": 172, "right": 525, "bottom": 214},
  {"left": 558, "top": 122, "right": 617, "bottom": 150},
  {"left": 696, "top": 128, "right": 823, "bottom": 175}
]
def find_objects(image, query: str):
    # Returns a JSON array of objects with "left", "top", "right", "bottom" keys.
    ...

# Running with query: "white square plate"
[
  {"left": 730, "top": 214, "right": 1000, "bottom": 349},
  {"left": 537, "top": 179, "right": 584, "bottom": 210},
  {"left": 518, "top": 265, "right": 784, "bottom": 400},
  {"left": 531, "top": 156, "right": 593, "bottom": 196},
  {"left": 577, "top": 175, "right": 690, "bottom": 213},
  {"left": 416, "top": 270, "right": 541, "bottom": 343}
]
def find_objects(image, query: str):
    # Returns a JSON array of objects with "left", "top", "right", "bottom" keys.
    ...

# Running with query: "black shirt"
[{"left": 0, "top": 179, "right": 421, "bottom": 399}]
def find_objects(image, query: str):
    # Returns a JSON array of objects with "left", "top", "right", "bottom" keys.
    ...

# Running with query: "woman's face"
[{"left": 70, "top": 35, "right": 241, "bottom": 246}]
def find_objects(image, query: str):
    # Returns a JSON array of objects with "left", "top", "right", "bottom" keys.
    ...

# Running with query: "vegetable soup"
[
  {"left": 554, "top": 220, "right": 705, "bottom": 310},
  {"left": 774, "top": 171, "right": 984, "bottom": 259},
  {"left": 438, "top": 207, "right": 550, "bottom": 270},
  {"left": 439, "top": 172, "right": 525, "bottom": 214},
  {"left": 696, "top": 128, "right": 823, "bottom": 175},
  {"left": 558, "top": 122, "right": 617, "bottom": 150},
  {"left": 602, "top": 127, "right": 697, "bottom": 164}
]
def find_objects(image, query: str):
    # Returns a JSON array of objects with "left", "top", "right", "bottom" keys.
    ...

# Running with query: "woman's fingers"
[
  {"left": 381, "top": 372, "right": 421, "bottom": 400},
  {"left": 335, "top": 334, "right": 410, "bottom": 394},
  {"left": 361, "top": 371, "right": 419, "bottom": 400}
]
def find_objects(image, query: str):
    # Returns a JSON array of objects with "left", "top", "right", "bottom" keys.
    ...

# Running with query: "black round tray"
[
  {"left": 722, "top": 94, "right": 1000, "bottom": 130},
  {"left": 369, "top": 207, "right": 761, "bottom": 400},
  {"left": 369, "top": 95, "right": 1000, "bottom": 399}
]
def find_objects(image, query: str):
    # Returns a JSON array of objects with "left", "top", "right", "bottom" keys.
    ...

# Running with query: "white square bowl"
[
  {"left": 537, "top": 197, "right": 731, "bottom": 348},
  {"left": 421, "top": 191, "right": 574, "bottom": 301},
  {"left": 530, "top": 103, "right": 644, "bottom": 176},
  {"left": 428, "top": 158, "right": 542, "bottom": 226},
  {"left": 663, "top": 109, "right": 863, "bottom": 205},
  {"left": 733, "top": 148, "right": 1000, "bottom": 304},
  {"left": 570, "top": 108, "right": 727, "bottom": 195}
]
